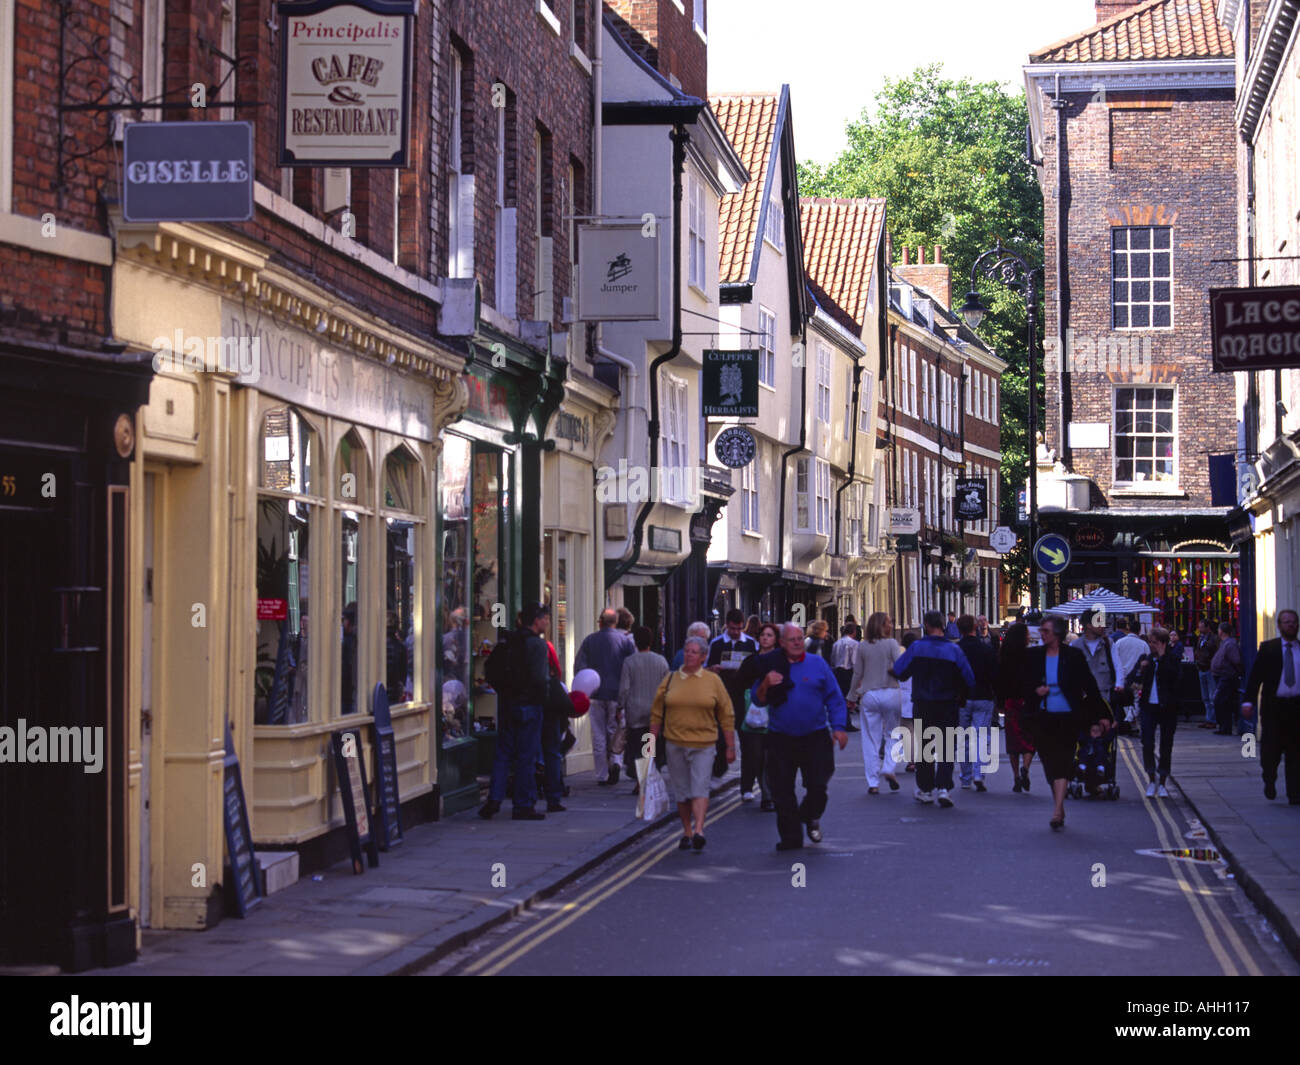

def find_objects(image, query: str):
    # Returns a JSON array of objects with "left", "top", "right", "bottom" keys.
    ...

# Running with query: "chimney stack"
[
  {"left": 1095, "top": 1, "right": 1138, "bottom": 22},
  {"left": 894, "top": 244, "right": 952, "bottom": 312},
  {"left": 901, "top": 246, "right": 910, "bottom": 265}
]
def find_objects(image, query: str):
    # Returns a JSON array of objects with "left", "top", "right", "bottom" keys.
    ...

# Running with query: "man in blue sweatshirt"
[
  {"left": 575, "top": 609, "right": 635, "bottom": 785},
  {"left": 891, "top": 610, "right": 975, "bottom": 808},
  {"left": 753, "top": 622, "right": 849, "bottom": 851}
]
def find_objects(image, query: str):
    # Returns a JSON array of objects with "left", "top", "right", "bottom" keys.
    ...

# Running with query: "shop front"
[
  {"left": 436, "top": 330, "right": 566, "bottom": 814},
  {"left": 0, "top": 340, "right": 151, "bottom": 970},
  {"left": 112, "top": 221, "right": 466, "bottom": 927},
  {"left": 1040, "top": 513, "right": 1240, "bottom": 633}
]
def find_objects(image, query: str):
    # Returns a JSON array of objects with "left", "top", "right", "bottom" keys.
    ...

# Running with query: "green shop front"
[{"left": 437, "top": 331, "right": 565, "bottom": 814}]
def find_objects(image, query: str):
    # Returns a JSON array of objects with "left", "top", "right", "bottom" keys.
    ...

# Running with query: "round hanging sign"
[{"left": 714, "top": 426, "right": 757, "bottom": 469}]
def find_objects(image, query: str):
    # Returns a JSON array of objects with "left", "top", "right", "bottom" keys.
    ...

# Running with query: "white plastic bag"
[
  {"left": 744, "top": 703, "right": 769, "bottom": 730},
  {"left": 637, "top": 755, "right": 670, "bottom": 822}
]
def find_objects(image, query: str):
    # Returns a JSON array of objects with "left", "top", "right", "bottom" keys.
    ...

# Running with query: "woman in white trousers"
[{"left": 847, "top": 612, "right": 904, "bottom": 794}]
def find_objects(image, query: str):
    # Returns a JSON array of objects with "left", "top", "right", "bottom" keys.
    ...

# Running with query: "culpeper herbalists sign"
[{"left": 279, "top": 0, "right": 415, "bottom": 167}]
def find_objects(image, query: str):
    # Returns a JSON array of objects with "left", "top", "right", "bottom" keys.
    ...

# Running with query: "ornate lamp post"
[{"left": 959, "top": 242, "right": 1041, "bottom": 608}]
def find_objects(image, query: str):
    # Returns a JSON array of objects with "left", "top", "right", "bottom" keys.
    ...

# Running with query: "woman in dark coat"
[
  {"left": 1023, "top": 615, "right": 1113, "bottom": 830},
  {"left": 1134, "top": 627, "right": 1183, "bottom": 798},
  {"left": 998, "top": 623, "right": 1035, "bottom": 793}
]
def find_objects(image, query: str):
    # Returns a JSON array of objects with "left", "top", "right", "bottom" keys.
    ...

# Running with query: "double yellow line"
[
  {"left": 464, "top": 790, "right": 746, "bottom": 976},
  {"left": 1116, "top": 738, "right": 1263, "bottom": 976}
]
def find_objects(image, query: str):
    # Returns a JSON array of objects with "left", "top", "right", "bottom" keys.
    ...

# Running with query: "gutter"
[
  {"left": 605, "top": 122, "right": 691, "bottom": 588},
  {"left": 777, "top": 318, "right": 810, "bottom": 599}
]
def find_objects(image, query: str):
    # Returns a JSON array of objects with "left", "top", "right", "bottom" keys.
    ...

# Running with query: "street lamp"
[{"left": 961, "top": 241, "right": 1042, "bottom": 608}]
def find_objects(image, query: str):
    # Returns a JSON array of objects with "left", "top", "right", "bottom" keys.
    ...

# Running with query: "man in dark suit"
[{"left": 1242, "top": 608, "right": 1300, "bottom": 803}]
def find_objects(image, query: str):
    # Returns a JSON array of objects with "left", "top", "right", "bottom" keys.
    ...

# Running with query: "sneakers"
[
  {"left": 805, "top": 820, "right": 823, "bottom": 843},
  {"left": 936, "top": 789, "right": 954, "bottom": 808},
  {"left": 914, "top": 788, "right": 934, "bottom": 804},
  {"left": 973, "top": 780, "right": 986, "bottom": 793},
  {"left": 1145, "top": 781, "right": 1158, "bottom": 798},
  {"left": 960, "top": 782, "right": 973, "bottom": 790},
  {"left": 742, "top": 788, "right": 754, "bottom": 803},
  {"left": 1156, "top": 784, "right": 1169, "bottom": 799}
]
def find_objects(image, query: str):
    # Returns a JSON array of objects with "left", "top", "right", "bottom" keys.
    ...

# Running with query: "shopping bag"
[
  {"left": 637, "top": 756, "right": 670, "bottom": 822},
  {"left": 744, "top": 703, "right": 769, "bottom": 730}
]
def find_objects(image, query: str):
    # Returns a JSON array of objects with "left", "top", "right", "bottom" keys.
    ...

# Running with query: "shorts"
[{"left": 665, "top": 741, "right": 714, "bottom": 802}]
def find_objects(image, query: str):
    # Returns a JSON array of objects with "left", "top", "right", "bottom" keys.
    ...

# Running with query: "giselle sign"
[{"left": 279, "top": 0, "right": 415, "bottom": 167}]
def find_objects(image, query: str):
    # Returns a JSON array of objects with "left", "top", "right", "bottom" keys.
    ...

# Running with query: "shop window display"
[
  {"left": 384, "top": 446, "right": 421, "bottom": 706},
  {"left": 440, "top": 435, "right": 472, "bottom": 745},
  {"left": 338, "top": 430, "right": 367, "bottom": 716},
  {"left": 255, "top": 408, "right": 316, "bottom": 725}
]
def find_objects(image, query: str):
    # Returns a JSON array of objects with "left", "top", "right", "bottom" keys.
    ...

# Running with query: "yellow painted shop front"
[{"left": 114, "top": 222, "right": 465, "bottom": 931}]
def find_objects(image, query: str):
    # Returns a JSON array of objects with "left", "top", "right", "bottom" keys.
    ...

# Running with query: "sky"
[{"left": 708, "top": 0, "right": 1100, "bottom": 165}]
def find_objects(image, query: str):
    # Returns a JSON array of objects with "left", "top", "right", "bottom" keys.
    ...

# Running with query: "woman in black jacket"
[
  {"left": 1023, "top": 615, "right": 1113, "bottom": 830},
  {"left": 1135, "top": 627, "right": 1182, "bottom": 798}
]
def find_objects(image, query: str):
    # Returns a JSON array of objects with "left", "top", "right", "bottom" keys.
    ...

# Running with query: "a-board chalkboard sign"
[
  {"left": 332, "top": 728, "right": 379, "bottom": 874},
  {"left": 222, "top": 722, "right": 261, "bottom": 916},
  {"left": 370, "top": 682, "right": 403, "bottom": 850}
]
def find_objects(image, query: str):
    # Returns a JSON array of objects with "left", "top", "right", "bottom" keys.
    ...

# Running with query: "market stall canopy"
[{"left": 1046, "top": 587, "right": 1158, "bottom": 617}]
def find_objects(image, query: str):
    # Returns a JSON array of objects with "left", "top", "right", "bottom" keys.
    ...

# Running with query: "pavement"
[
  {"left": 1164, "top": 719, "right": 1300, "bottom": 961},
  {"left": 77, "top": 716, "right": 1298, "bottom": 976},
  {"left": 82, "top": 762, "right": 737, "bottom": 977}
]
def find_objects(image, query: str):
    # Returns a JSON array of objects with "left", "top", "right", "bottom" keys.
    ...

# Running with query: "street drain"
[{"left": 1136, "top": 847, "right": 1223, "bottom": 864}]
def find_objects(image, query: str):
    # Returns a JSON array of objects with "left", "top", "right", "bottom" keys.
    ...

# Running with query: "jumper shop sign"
[
  {"left": 279, "top": 0, "right": 414, "bottom": 167},
  {"left": 1209, "top": 285, "right": 1300, "bottom": 372}
]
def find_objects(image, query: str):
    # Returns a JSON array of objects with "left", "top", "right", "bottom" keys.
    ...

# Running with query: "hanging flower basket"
[
  {"left": 934, "top": 574, "right": 959, "bottom": 593},
  {"left": 958, "top": 579, "right": 978, "bottom": 595}
]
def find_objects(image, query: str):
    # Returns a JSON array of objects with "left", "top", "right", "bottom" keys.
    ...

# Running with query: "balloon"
[
  {"left": 569, "top": 690, "right": 590, "bottom": 717},
  {"left": 572, "top": 668, "right": 601, "bottom": 696}
]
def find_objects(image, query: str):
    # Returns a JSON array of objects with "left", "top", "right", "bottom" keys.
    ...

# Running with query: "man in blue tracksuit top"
[
  {"left": 891, "top": 610, "right": 975, "bottom": 808},
  {"left": 753, "top": 622, "right": 849, "bottom": 850}
]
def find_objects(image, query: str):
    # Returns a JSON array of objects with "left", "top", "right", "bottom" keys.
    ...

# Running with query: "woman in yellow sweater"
[{"left": 649, "top": 636, "right": 736, "bottom": 851}]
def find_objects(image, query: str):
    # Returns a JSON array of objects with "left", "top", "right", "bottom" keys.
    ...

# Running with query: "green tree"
[{"left": 799, "top": 64, "right": 1043, "bottom": 595}]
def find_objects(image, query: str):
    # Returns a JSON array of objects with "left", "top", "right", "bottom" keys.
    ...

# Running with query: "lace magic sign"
[
  {"left": 278, "top": 0, "right": 414, "bottom": 166},
  {"left": 1209, "top": 285, "right": 1300, "bottom": 372}
]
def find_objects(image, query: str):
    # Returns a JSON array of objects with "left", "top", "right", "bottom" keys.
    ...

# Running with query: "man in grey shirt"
[
  {"left": 619, "top": 625, "right": 670, "bottom": 791},
  {"left": 575, "top": 609, "right": 635, "bottom": 785}
]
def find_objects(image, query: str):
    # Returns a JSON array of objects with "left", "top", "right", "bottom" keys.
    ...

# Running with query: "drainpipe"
[
  {"left": 605, "top": 122, "right": 689, "bottom": 588},
  {"left": 888, "top": 319, "right": 901, "bottom": 624},
  {"left": 1053, "top": 72, "right": 1069, "bottom": 469},
  {"left": 777, "top": 322, "right": 810, "bottom": 615}
]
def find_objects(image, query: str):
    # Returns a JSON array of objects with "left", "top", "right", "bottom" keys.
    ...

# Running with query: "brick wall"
[
  {"left": 606, "top": 0, "right": 706, "bottom": 99},
  {"left": 4, "top": 0, "right": 593, "bottom": 348},
  {"left": 1037, "top": 85, "right": 1238, "bottom": 509}
]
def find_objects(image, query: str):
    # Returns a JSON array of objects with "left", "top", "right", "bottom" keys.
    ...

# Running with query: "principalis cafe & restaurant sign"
[{"left": 278, "top": 0, "right": 415, "bottom": 167}]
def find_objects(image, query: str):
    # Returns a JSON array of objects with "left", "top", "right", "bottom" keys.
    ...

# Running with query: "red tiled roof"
[
  {"left": 799, "top": 198, "right": 887, "bottom": 334},
  {"left": 709, "top": 93, "right": 779, "bottom": 284},
  {"left": 1030, "top": 0, "right": 1233, "bottom": 62}
]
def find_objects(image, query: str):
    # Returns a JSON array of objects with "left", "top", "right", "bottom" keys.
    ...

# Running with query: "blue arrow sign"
[{"left": 1033, "top": 534, "right": 1072, "bottom": 575}]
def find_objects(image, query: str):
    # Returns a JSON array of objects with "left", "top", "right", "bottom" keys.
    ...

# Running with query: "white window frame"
[
  {"left": 796, "top": 458, "right": 811, "bottom": 531},
  {"left": 764, "top": 192, "right": 784, "bottom": 251},
  {"left": 910, "top": 350, "right": 918, "bottom": 416},
  {"left": 740, "top": 458, "right": 759, "bottom": 534},
  {"left": 967, "top": 369, "right": 975, "bottom": 415},
  {"left": 816, "top": 342, "right": 831, "bottom": 425},
  {"left": 1112, "top": 225, "right": 1173, "bottom": 330},
  {"left": 815, "top": 459, "right": 832, "bottom": 536},
  {"left": 1113, "top": 385, "right": 1177, "bottom": 485},
  {"left": 688, "top": 174, "right": 706, "bottom": 292},
  {"left": 693, "top": 0, "right": 707, "bottom": 40},
  {"left": 843, "top": 366, "right": 852, "bottom": 440},
  {"left": 660, "top": 374, "right": 691, "bottom": 502},
  {"left": 859, "top": 369, "right": 873, "bottom": 433},
  {"left": 845, "top": 481, "right": 863, "bottom": 555},
  {"left": 494, "top": 96, "right": 517, "bottom": 315},
  {"left": 910, "top": 451, "right": 918, "bottom": 510},
  {"left": 759, "top": 307, "right": 777, "bottom": 387},
  {"left": 991, "top": 379, "right": 998, "bottom": 422}
]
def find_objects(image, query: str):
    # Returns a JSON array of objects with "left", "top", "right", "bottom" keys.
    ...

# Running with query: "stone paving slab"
[
  {"left": 1168, "top": 722, "right": 1300, "bottom": 961},
  {"left": 79, "top": 764, "right": 739, "bottom": 976}
]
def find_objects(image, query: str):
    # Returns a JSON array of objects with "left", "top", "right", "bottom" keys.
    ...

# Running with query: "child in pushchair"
[{"left": 1067, "top": 722, "right": 1120, "bottom": 800}]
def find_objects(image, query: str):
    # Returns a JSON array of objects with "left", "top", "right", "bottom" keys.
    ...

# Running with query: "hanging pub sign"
[
  {"left": 714, "top": 426, "right": 756, "bottom": 468},
  {"left": 278, "top": 0, "right": 416, "bottom": 167},
  {"left": 122, "top": 121, "right": 254, "bottom": 222},
  {"left": 1209, "top": 285, "right": 1300, "bottom": 372},
  {"left": 576, "top": 225, "right": 660, "bottom": 321},
  {"left": 955, "top": 478, "right": 987, "bottom": 521},
  {"left": 702, "top": 350, "right": 759, "bottom": 418}
]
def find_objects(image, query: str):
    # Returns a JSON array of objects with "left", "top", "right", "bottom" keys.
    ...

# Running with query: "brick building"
[
  {"left": 0, "top": 0, "right": 604, "bottom": 968},
  {"left": 884, "top": 251, "right": 1004, "bottom": 632},
  {"left": 1024, "top": 0, "right": 1243, "bottom": 632}
]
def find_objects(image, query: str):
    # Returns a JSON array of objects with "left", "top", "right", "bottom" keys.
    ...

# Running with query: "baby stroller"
[{"left": 1066, "top": 728, "right": 1120, "bottom": 800}]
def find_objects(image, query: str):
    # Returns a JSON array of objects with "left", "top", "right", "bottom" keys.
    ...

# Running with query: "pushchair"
[{"left": 1066, "top": 727, "right": 1120, "bottom": 800}]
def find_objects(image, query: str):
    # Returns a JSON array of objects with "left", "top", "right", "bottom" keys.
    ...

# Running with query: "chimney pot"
[
  {"left": 902, "top": 246, "right": 910, "bottom": 265},
  {"left": 935, "top": 244, "right": 942, "bottom": 264},
  {"left": 918, "top": 246, "right": 926, "bottom": 264}
]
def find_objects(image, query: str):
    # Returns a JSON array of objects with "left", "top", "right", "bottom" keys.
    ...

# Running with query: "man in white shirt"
[
  {"left": 1112, "top": 616, "right": 1149, "bottom": 728},
  {"left": 830, "top": 624, "right": 861, "bottom": 732}
]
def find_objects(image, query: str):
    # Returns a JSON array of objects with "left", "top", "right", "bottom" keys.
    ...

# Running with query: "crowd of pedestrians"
[{"left": 477, "top": 599, "right": 1300, "bottom": 835}]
